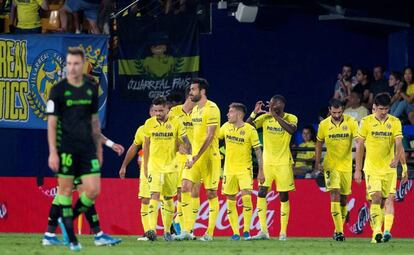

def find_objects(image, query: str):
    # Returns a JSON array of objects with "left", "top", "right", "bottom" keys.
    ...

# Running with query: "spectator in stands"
[
  {"left": 333, "top": 64, "right": 353, "bottom": 103},
  {"left": 9, "top": 0, "right": 49, "bottom": 34},
  {"left": 352, "top": 67, "right": 371, "bottom": 107},
  {"left": 344, "top": 91, "right": 368, "bottom": 122},
  {"left": 60, "top": 0, "right": 101, "bottom": 34},
  {"left": 293, "top": 125, "right": 316, "bottom": 178},
  {"left": 389, "top": 71, "right": 404, "bottom": 107},
  {"left": 391, "top": 66, "right": 414, "bottom": 122},
  {"left": 369, "top": 65, "right": 393, "bottom": 108}
]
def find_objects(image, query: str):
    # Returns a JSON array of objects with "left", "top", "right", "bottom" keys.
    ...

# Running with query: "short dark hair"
[
  {"left": 329, "top": 98, "right": 344, "bottom": 109},
  {"left": 343, "top": 63, "right": 353, "bottom": 70},
  {"left": 271, "top": 94, "right": 286, "bottom": 104},
  {"left": 357, "top": 67, "right": 370, "bottom": 77},
  {"left": 374, "top": 93, "right": 391, "bottom": 107},
  {"left": 192, "top": 78, "right": 209, "bottom": 94},
  {"left": 351, "top": 90, "right": 363, "bottom": 102},
  {"left": 67, "top": 47, "right": 85, "bottom": 59},
  {"left": 229, "top": 102, "right": 247, "bottom": 115},
  {"left": 152, "top": 96, "right": 168, "bottom": 106},
  {"left": 390, "top": 71, "right": 402, "bottom": 81},
  {"left": 166, "top": 91, "right": 183, "bottom": 104},
  {"left": 374, "top": 65, "right": 385, "bottom": 73},
  {"left": 303, "top": 125, "right": 316, "bottom": 142}
]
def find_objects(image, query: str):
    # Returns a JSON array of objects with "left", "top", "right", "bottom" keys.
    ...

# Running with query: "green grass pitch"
[{"left": 1, "top": 234, "right": 413, "bottom": 255}]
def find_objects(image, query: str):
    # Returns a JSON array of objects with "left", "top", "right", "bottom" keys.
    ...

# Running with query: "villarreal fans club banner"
[
  {"left": 0, "top": 34, "right": 108, "bottom": 129},
  {"left": 117, "top": 13, "right": 199, "bottom": 100}
]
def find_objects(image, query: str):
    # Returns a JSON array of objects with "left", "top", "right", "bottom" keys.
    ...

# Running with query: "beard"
[{"left": 190, "top": 94, "right": 201, "bottom": 102}]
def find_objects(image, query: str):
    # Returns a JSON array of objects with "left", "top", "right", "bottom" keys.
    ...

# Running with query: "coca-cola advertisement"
[{"left": 0, "top": 177, "right": 413, "bottom": 237}]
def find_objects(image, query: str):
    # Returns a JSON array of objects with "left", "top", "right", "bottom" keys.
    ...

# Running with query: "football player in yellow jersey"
[
  {"left": 219, "top": 103, "right": 264, "bottom": 241},
  {"left": 354, "top": 93, "right": 407, "bottom": 243},
  {"left": 168, "top": 88, "right": 197, "bottom": 235},
  {"left": 247, "top": 95, "right": 298, "bottom": 241},
  {"left": 118, "top": 104, "right": 155, "bottom": 241},
  {"left": 143, "top": 96, "right": 192, "bottom": 241},
  {"left": 175, "top": 78, "right": 221, "bottom": 241},
  {"left": 315, "top": 98, "right": 358, "bottom": 241}
]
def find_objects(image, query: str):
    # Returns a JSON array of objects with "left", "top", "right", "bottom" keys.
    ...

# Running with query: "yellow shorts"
[
  {"left": 148, "top": 171, "right": 178, "bottom": 197},
  {"left": 365, "top": 172, "right": 397, "bottom": 199},
  {"left": 138, "top": 174, "right": 150, "bottom": 199},
  {"left": 262, "top": 164, "right": 295, "bottom": 192},
  {"left": 324, "top": 169, "right": 352, "bottom": 195},
  {"left": 182, "top": 154, "right": 221, "bottom": 190},
  {"left": 176, "top": 160, "right": 186, "bottom": 189},
  {"left": 222, "top": 170, "right": 253, "bottom": 195}
]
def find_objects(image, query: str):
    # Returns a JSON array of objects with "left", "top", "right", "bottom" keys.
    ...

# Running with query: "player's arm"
[
  {"left": 92, "top": 114, "right": 103, "bottom": 166},
  {"left": 254, "top": 146, "right": 265, "bottom": 185},
  {"left": 181, "top": 135, "right": 192, "bottom": 155},
  {"left": 39, "top": 0, "right": 49, "bottom": 11},
  {"left": 192, "top": 125, "right": 217, "bottom": 164},
  {"left": 315, "top": 140, "right": 324, "bottom": 172},
  {"left": 273, "top": 114, "right": 297, "bottom": 135},
  {"left": 354, "top": 137, "right": 365, "bottom": 184},
  {"left": 400, "top": 91, "right": 414, "bottom": 103},
  {"left": 400, "top": 146, "right": 409, "bottom": 184},
  {"left": 143, "top": 137, "right": 150, "bottom": 178},
  {"left": 9, "top": 0, "right": 16, "bottom": 32},
  {"left": 100, "top": 133, "right": 125, "bottom": 156},
  {"left": 47, "top": 115, "right": 59, "bottom": 172},
  {"left": 119, "top": 143, "right": 140, "bottom": 178},
  {"left": 246, "top": 101, "right": 266, "bottom": 127}
]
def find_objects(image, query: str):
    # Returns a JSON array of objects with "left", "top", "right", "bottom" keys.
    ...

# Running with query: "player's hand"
[
  {"left": 112, "top": 143, "right": 125, "bottom": 156},
  {"left": 179, "top": 145, "right": 188, "bottom": 155},
  {"left": 257, "top": 169, "right": 265, "bottom": 185},
  {"left": 402, "top": 171, "right": 408, "bottom": 185},
  {"left": 389, "top": 158, "right": 399, "bottom": 168},
  {"left": 97, "top": 146, "right": 103, "bottom": 167},
  {"left": 315, "top": 163, "right": 323, "bottom": 172},
  {"left": 354, "top": 170, "right": 362, "bottom": 184},
  {"left": 186, "top": 157, "right": 194, "bottom": 168},
  {"left": 48, "top": 152, "right": 60, "bottom": 173},
  {"left": 119, "top": 167, "right": 126, "bottom": 179},
  {"left": 253, "top": 101, "right": 266, "bottom": 114}
]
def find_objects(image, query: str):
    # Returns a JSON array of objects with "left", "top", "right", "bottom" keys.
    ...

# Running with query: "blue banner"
[{"left": 0, "top": 34, "right": 108, "bottom": 129}]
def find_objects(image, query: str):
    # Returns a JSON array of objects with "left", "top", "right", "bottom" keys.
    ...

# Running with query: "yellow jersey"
[
  {"left": 133, "top": 125, "right": 145, "bottom": 146},
  {"left": 219, "top": 122, "right": 261, "bottom": 175},
  {"left": 191, "top": 100, "right": 221, "bottom": 159},
  {"left": 253, "top": 113, "right": 298, "bottom": 166},
  {"left": 295, "top": 141, "right": 316, "bottom": 168},
  {"left": 143, "top": 116, "right": 186, "bottom": 173},
  {"left": 15, "top": 0, "right": 43, "bottom": 29},
  {"left": 406, "top": 83, "right": 414, "bottom": 96},
  {"left": 169, "top": 104, "right": 194, "bottom": 163},
  {"left": 358, "top": 114, "right": 403, "bottom": 175},
  {"left": 317, "top": 115, "right": 358, "bottom": 172}
]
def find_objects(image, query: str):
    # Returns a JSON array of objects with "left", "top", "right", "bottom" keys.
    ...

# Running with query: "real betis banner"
[
  {"left": 117, "top": 13, "right": 199, "bottom": 100},
  {"left": 0, "top": 34, "right": 108, "bottom": 129}
]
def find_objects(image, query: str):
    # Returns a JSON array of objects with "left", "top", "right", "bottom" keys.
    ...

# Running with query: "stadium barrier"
[{"left": 0, "top": 177, "right": 413, "bottom": 237}]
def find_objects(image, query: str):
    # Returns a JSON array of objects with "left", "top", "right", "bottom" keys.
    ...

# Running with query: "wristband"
[
  {"left": 105, "top": 139, "right": 114, "bottom": 148},
  {"left": 402, "top": 163, "right": 408, "bottom": 173},
  {"left": 250, "top": 112, "right": 257, "bottom": 119}
]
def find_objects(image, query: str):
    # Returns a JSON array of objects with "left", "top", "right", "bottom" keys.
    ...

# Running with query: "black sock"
[
  {"left": 85, "top": 205, "right": 101, "bottom": 234},
  {"left": 73, "top": 198, "right": 90, "bottom": 219},
  {"left": 61, "top": 205, "right": 78, "bottom": 244},
  {"left": 46, "top": 203, "right": 60, "bottom": 233}
]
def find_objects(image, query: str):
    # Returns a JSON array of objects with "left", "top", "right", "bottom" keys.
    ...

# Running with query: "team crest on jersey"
[
  {"left": 240, "top": 130, "right": 245, "bottom": 136},
  {"left": 342, "top": 125, "right": 348, "bottom": 131},
  {"left": 166, "top": 123, "right": 172, "bottom": 130},
  {"left": 386, "top": 123, "right": 392, "bottom": 129},
  {"left": 28, "top": 50, "right": 65, "bottom": 120}
]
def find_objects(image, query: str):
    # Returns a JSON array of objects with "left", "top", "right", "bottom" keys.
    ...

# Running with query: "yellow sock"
[
  {"left": 242, "top": 195, "right": 252, "bottom": 233},
  {"left": 384, "top": 214, "right": 394, "bottom": 232},
  {"left": 227, "top": 199, "right": 239, "bottom": 235},
  {"left": 370, "top": 204, "right": 382, "bottom": 235},
  {"left": 257, "top": 197, "right": 268, "bottom": 233},
  {"left": 149, "top": 199, "right": 159, "bottom": 231},
  {"left": 176, "top": 201, "right": 182, "bottom": 224},
  {"left": 141, "top": 203, "right": 150, "bottom": 232},
  {"left": 181, "top": 192, "right": 192, "bottom": 232},
  {"left": 331, "top": 202, "right": 343, "bottom": 233},
  {"left": 340, "top": 205, "right": 347, "bottom": 225},
  {"left": 189, "top": 197, "right": 200, "bottom": 232},
  {"left": 280, "top": 201, "right": 290, "bottom": 236},
  {"left": 207, "top": 197, "right": 219, "bottom": 237},
  {"left": 162, "top": 199, "right": 174, "bottom": 234}
]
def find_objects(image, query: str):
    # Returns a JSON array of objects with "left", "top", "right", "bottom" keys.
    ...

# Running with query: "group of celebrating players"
[{"left": 41, "top": 48, "right": 408, "bottom": 251}]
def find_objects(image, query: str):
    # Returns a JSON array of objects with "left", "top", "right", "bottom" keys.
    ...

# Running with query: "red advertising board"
[{"left": 0, "top": 177, "right": 413, "bottom": 237}]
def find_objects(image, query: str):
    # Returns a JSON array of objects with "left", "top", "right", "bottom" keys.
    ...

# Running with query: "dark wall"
[{"left": 0, "top": 7, "right": 391, "bottom": 178}]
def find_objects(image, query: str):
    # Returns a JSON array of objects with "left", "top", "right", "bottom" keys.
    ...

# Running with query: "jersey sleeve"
[
  {"left": 393, "top": 119, "right": 403, "bottom": 139},
  {"left": 219, "top": 123, "right": 226, "bottom": 140},
  {"left": 143, "top": 119, "right": 151, "bottom": 139},
  {"left": 316, "top": 122, "right": 325, "bottom": 141},
  {"left": 91, "top": 85, "right": 99, "bottom": 114},
  {"left": 250, "top": 127, "right": 261, "bottom": 148},
  {"left": 46, "top": 85, "right": 61, "bottom": 116},
  {"left": 350, "top": 118, "right": 359, "bottom": 139},
  {"left": 133, "top": 126, "right": 144, "bottom": 146},
  {"left": 253, "top": 114, "right": 267, "bottom": 128},
  {"left": 177, "top": 119, "right": 187, "bottom": 138},
  {"left": 287, "top": 114, "right": 298, "bottom": 126},
  {"left": 207, "top": 106, "right": 220, "bottom": 127},
  {"left": 357, "top": 118, "right": 368, "bottom": 139}
]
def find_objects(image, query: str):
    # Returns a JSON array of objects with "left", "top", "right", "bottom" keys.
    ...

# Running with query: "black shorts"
[{"left": 57, "top": 151, "right": 101, "bottom": 179}]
